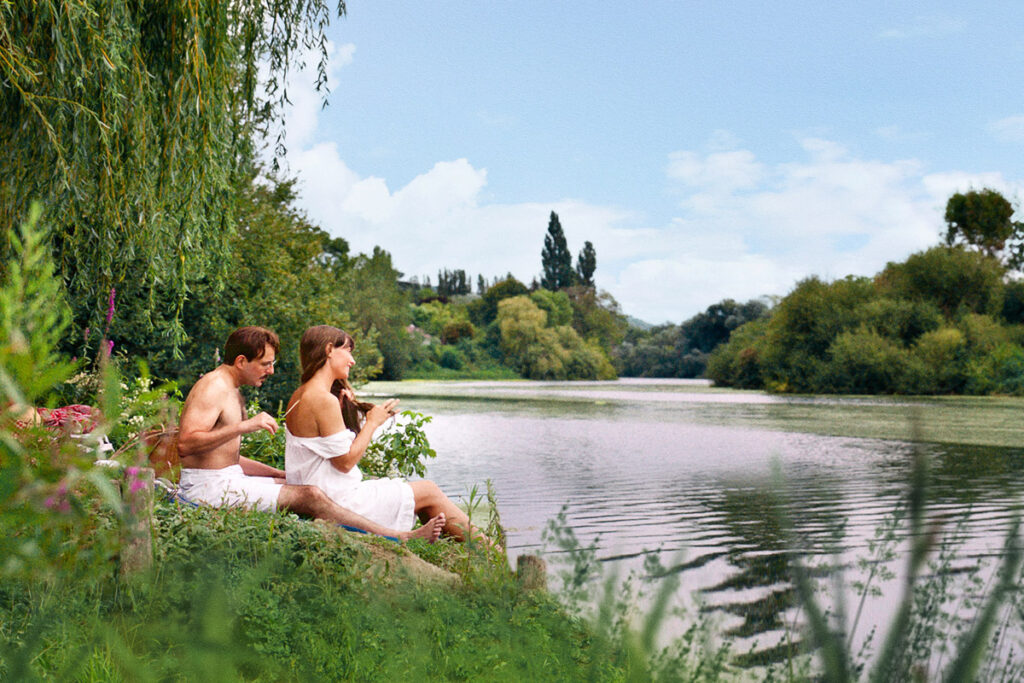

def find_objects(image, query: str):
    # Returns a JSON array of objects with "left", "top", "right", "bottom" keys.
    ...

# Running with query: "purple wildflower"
[
  {"left": 44, "top": 481, "right": 71, "bottom": 513},
  {"left": 106, "top": 287, "right": 116, "bottom": 325}
]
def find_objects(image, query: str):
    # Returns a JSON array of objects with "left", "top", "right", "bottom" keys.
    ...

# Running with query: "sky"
[{"left": 272, "top": 1, "right": 1024, "bottom": 325}]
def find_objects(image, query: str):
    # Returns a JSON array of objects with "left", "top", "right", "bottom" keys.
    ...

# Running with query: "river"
[{"left": 365, "top": 378, "right": 1024, "bottom": 668}]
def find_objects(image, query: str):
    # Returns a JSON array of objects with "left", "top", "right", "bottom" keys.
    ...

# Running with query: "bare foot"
[{"left": 402, "top": 513, "right": 445, "bottom": 543}]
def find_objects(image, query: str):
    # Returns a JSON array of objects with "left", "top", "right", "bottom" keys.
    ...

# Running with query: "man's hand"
[{"left": 242, "top": 411, "right": 279, "bottom": 435}]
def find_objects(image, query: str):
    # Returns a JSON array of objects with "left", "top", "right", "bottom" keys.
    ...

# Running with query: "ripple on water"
[{"left": 395, "top": 383, "right": 1024, "bottom": 667}]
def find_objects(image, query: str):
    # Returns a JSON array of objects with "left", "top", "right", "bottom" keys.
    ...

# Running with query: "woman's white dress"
[{"left": 285, "top": 427, "right": 416, "bottom": 531}]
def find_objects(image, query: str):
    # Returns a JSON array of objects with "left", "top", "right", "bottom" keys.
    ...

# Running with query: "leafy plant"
[
  {"left": 0, "top": 204, "right": 122, "bottom": 582},
  {"left": 361, "top": 410, "right": 436, "bottom": 479}
]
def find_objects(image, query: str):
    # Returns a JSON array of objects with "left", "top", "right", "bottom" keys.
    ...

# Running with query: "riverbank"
[
  {"left": 4, "top": 498, "right": 711, "bottom": 680},
  {"left": 366, "top": 378, "right": 1024, "bottom": 448}
]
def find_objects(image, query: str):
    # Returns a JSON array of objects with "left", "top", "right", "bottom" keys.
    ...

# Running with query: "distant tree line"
[
  {"left": 616, "top": 299, "right": 771, "bottom": 378},
  {"left": 404, "top": 211, "right": 624, "bottom": 380}
]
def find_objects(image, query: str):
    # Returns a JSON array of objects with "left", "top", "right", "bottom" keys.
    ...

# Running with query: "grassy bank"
[{"left": 1, "top": 500, "right": 647, "bottom": 681}]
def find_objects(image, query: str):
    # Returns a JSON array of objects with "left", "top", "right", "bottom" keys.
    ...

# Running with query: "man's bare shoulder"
[
  {"left": 181, "top": 367, "right": 239, "bottom": 423},
  {"left": 186, "top": 368, "right": 235, "bottom": 401}
]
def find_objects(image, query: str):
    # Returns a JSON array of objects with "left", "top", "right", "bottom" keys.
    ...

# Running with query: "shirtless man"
[{"left": 177, "top": 326, "right": 443, "bottom": 542}]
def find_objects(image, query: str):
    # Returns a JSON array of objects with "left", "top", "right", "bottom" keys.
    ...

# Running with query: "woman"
[{"left": 285, "top": 325, "right": 485, "bottom": 543}]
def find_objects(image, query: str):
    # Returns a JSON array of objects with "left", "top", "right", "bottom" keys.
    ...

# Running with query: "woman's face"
[{"left": 328, "top": 341, "right": 355, "bottom": 379}]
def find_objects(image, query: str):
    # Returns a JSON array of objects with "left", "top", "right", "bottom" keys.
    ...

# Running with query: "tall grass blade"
[{"left": 942, "top": 517, "right": 1021, "bottom": 683}]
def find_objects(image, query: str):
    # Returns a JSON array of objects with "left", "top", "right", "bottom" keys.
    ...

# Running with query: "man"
[{"left": 177, "top": 326, "right": 443, "bottom": 542}]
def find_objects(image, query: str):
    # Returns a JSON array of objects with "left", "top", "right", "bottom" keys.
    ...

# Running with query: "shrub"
[
  {"left": 706, "top": 318, "right": 769, "bottom": 388},
  {"left": 438, "top": 346, "right": 464, "bottom": 370},
  {"left": 877, "top": 245, "right": 1005, "bottom": 317},
  {"left": 440, "top": 320, "right": 475, "bottom": 345},
  {"left": 529, "top": 289, "right": 573, "bottom": 327},
  {"left": 855, "top": 297, "right": 943, "bottom": 346},
  {"left": 760, "top": 276, "right": 876, "bottom": 391},
  {"left": 964, "top": 343, "right": 1024, "bottom": 395},
  {"left": 821, "top": 327, "right": 911, "bottom": 394},
  {"left": 911, "top": 327, "right": 967, "bottom": 393}
]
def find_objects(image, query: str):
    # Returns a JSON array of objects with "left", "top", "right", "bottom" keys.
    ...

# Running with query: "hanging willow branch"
[{"left": 0, "top": 0, "right": 345, "bottom": 352}]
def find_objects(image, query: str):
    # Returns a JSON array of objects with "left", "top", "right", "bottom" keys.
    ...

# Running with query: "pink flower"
[
  {"left": 125, "top": 467, "right": 146, "bottom": 494},
  {"left": 106, "top": 287, "right": 116, "bottom": 325},
  {"left": 44, "top": 481, "right": 71, "bottom": 513}
]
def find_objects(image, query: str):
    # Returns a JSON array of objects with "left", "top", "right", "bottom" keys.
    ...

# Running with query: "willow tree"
[{"left": 0, "top": 0, "right": 344, "bottom": 352}]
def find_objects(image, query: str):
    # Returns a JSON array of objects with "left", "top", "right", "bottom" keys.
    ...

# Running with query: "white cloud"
[
  {"left": 667, "top": 149, "right": 765, "bottom": 193},
  {"left": 610, "top": 134, "right": 1023, "bottom": 323},
  {"left": 991, "top": 115, "right": 1024, "bottom": 143},
  {"left": 878, "top": 15, "right": 965, "bottom": 40},
  {"left": 275, "top": 48, "right": 1023, "bottom": 324}
]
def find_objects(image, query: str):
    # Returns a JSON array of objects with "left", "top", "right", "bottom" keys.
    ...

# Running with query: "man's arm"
[
  {"left": 178, "top": 380, "right": 278, "bottom": 457},
  {"left": 239, "top": 455, "right": 286, "bottom": 480}
]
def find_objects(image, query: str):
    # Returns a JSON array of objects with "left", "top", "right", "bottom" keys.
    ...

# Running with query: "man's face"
[{"left": 240, "top": 345, "right": 276, "bottom": 387}]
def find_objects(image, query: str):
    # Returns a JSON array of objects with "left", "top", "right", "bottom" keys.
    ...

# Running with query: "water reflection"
[{"left": 378, "top": 380, "right": 1024, "bottom": 665}]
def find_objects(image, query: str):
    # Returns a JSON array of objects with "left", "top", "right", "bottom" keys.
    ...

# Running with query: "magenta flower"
[
  {"left": 44, "top": 481, "right": 71, "bottom": 513},
  {"left": 125, "top": 466, "right": 147, "bottom": 495},
  {"left": 106, "top": 287, "right": 116, "bottom": 325}
]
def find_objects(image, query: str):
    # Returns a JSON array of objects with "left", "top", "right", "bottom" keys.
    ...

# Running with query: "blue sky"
[{"left": 275, "top": 1, "right": 1024, "bottom": 323}]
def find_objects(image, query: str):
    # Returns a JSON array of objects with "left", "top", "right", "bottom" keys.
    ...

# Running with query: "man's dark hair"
[{"left": 224, "top": 326, "right": 280, "bottom": 363}]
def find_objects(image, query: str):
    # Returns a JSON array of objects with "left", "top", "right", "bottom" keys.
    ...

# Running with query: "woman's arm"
[{"left": 328, "top": 398, "right": 399, "bottom": 473}]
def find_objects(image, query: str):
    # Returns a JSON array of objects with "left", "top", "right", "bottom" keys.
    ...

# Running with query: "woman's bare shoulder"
[{"left": 286, "top": 385, "right": 342, "bottom": 436}]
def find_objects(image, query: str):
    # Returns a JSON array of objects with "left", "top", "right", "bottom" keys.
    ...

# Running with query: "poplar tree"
[
  {"left": 540, "top": 211, "right": 574, "bottom": 290},
  {"left": 576, "top": 241, "right": 597, "bottom": 288}
]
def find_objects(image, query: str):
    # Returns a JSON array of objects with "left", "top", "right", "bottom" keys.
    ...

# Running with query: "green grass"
[{"left": 0, "top": 502, "right": 626, "bottom": 681}]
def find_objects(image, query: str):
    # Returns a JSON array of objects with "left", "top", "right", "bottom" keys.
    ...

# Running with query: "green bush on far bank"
[{"left": 707, "top": 246, "right": 1024, "bottom": 395}]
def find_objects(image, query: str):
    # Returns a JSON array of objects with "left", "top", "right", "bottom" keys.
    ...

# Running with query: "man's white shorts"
[{"left": 178, "top": 465, "right": 283, "bottom": 512}]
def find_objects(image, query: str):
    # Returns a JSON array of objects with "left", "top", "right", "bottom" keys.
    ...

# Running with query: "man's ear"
[{"left": 232, "top": 354, "right": 249, "bottom": 368}]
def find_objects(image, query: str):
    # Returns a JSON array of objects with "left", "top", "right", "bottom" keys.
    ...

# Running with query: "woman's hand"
[{"left": 366, "top": 398, "right": 400, "bottom": 427}]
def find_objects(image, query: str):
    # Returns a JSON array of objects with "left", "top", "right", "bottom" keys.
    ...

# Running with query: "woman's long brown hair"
[{"left": 299, "top": 325, "right": 375, "bottom": 434}]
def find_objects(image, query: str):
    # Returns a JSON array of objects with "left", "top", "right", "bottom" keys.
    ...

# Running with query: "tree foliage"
[
  {"left": 162, "top": 173, "right": 368, "bottom": 407},
  {"left": 436, "top": 268, "right": 471, "bottom": 297},
  {"left": 617, "top": 298, "right": 770, "bottom": 378},
  {"left": 877, "top": 246, "right": 1005, "bottom": 317},
  {"left": 706, "top": 248, "right": 1024, "bottom": 395},
  {"left": 944, "top": 189, "right": 1023, "bottom": 268},
  {"left": 497, "top": 296, "right": 614, "bottom": 380},
  {"left": 0, "top": 0, "right": 345, "bottom": 349},
  {"left": 541, "top": 211, "right": 574, "bottom": 290},
  {"left": 469, "top": 276, "right": 530, "bottom": 326},
  {"left": 575, "top": 240, "right": 597, "bottom": 288}
]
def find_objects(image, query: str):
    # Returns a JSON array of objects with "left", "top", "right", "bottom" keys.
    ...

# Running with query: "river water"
[{"left": 367, "top": 378, "right": 1024, "bottom": 666}]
